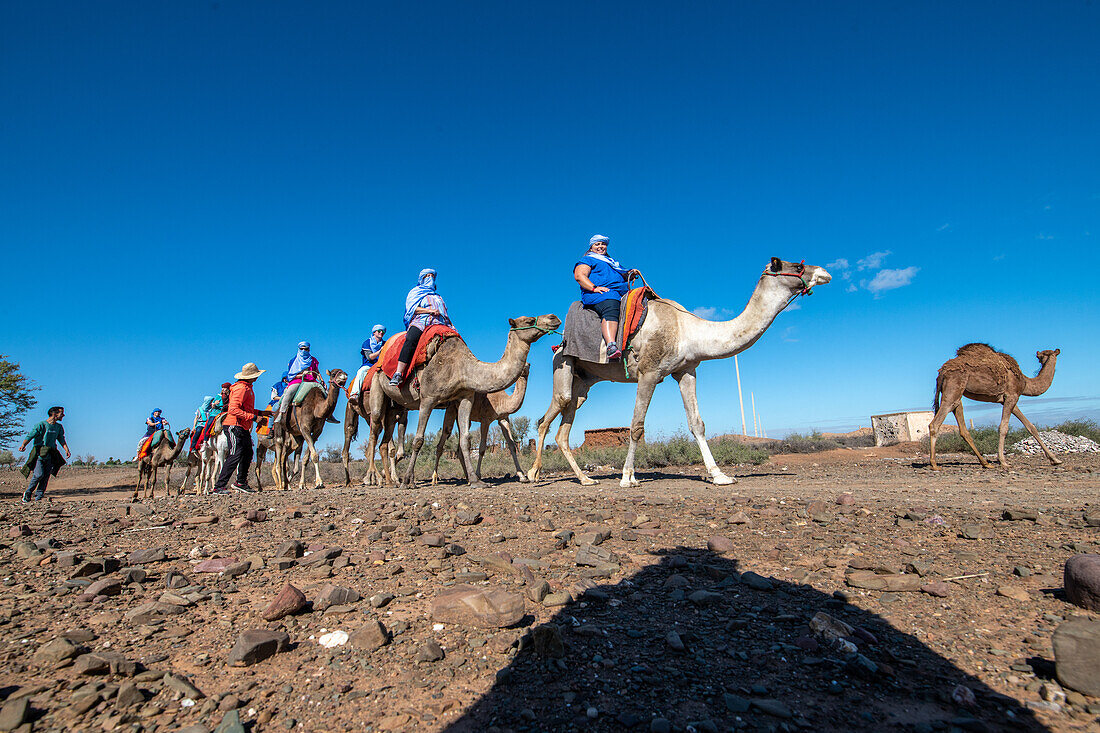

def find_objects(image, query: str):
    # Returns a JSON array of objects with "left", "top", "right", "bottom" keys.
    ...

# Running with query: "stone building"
[{"left": 870, "top": 411, "right": 935, "bottom": 446}]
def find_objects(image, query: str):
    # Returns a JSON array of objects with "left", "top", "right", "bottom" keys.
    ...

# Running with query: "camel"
[
  {"left": 256, "top": 430, "right": 306, "bottom": 490},
  {"left": 364, "top": 314, "right": 561, "bottom": 489},
  {"left": 342, "top": 387, "right": 407, "bottom": 487},
  {"left": 272, "top": 370, "right": 347, "bottom": 490},
  {"left": 528, "top": 257, "right": 831, "bottom": 487},
  {"left": 928, "top": 344, "right": 1062, "bottom": 470},
  {"left": 430, "top": 362, "right": 531, "bottom": 485},
  {"left": 135, "top": 428, "right": 192, "bottom": 500}
]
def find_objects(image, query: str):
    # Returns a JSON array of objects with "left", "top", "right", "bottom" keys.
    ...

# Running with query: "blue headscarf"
[
  {"left": 288, "top": 343, "right": 313, "bottom": 376},
  {"left": 403, "top": 268, "right": 447, "bottom": 328}
]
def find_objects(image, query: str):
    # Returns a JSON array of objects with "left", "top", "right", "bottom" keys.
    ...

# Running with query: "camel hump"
[{"left": 955, "top": 342, "right": 996, "bottom": 357}]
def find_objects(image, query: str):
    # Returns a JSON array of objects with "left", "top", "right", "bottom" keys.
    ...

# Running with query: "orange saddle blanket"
[{"left": 366, "top": 325, "right": 462, "bottom": 386}]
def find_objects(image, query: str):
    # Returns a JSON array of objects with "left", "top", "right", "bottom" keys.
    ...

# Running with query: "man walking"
[
  {"left": 18, "top": 406, "right": 71, "bottom": 502},
  {"left": 214, "top": 363, "right": 264, "bottom": 494}
]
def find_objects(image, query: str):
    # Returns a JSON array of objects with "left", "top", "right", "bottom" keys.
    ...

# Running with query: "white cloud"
[
  {"left": 1037, "top": 233, "right": 1055, "bottom": 240},
  {"left": 781, "top": 326, "right": 798, "bottom": 342},
  {"left": 866, "top": 266, "right": 919, "bottom": 294},
  {"left": 857, "top": 250, "right": 891, "bottom": 270},
  {"left": 936, "top": 223, "right": 951, "bottom": 232},
  {"left": 825, "top": 257, "right": 849, "bottom": 271},
  {"left": 693, "top": 306, "right": 736, "bottom": 320},
  {"left": 845, "top": 283, "right": 858, "bottom": 293}
]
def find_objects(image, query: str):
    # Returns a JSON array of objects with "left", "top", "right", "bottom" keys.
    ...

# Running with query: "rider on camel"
[
  {"left": 272, "top": 342, "right": 338, "bottom": 426},
  {"left": 350, "top": 324, "right": 386, "bottom": 399},
  {"left": 135, "top": 408, "right": 168, "bottom": 459},
  {"left": 573, "top": 234, "right": 639, "bottom": 360},
  {"left": 390, "top": 268, "right": 451, "bottom": 386}
]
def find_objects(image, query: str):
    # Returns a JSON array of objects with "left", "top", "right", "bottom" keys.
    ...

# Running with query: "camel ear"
[
  {"left": 769, "top": 257, "right": 782, "bottom": 273},
  {"left": 1054, "top": 349, "right": 1060, "bottom": 356},
  {"left": 508, "top": 318, "right": 517, "bottom": 328}
]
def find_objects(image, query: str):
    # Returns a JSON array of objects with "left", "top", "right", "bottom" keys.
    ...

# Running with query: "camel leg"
[
  {"left": 953, "top": 405, "right": 991, "bottom": 469},
  {"left": 499, "top": 417, "right": 527, "bottom": 482},
  {"left": 163, "top": 463, "right": 172, "bottom": 498},
  {"left": 254, "top": 443, "right": 265, "bottom": 491},
  {"left": 996, "top": 399, "right": 1016, "bottom": 467},
  {"left": 432, "top": 407, "right": 457, "bottom": 486},
  {"left": 342, "top": 402, "right": 358, "bottom": 487},
  {"left": 929, "top": 379, "right": 963, "bottom": 470},
  {"left": 402, "top": 400, "right": 439, "bottom": 488},
  {"left": 556, "top": 380, "right": 596, "bottom": 486},
  {"left": 528, "top": 356, "right": 575, "bottom": 482},
  {"left": 1012, "top": 405, "right": 1062, "bottom": 466},
  {"left": 620, "top": 374, "right": 661, "bottom": 488},
  {"left": 475, "top": 420, "right": 490, "bottom": 480},
  {"left": 456, "top": 397, "right": 486, "bottom": 489},
  {"left": 673, "top": 369, "right": 734, "bottom": 485}
]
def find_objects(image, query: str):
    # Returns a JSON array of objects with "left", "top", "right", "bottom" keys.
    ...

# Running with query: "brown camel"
[
  {"left": 929, "top": 344, "right": 1061, "bottom": 470},
  {"left": 430, "top": 362, "right": 531, "bottom": 485},
  {"left": 135, "top": 428, "right": 192, "bottom": 500},
  {"left": 528, "top": 258, "right": 831, "bottom": 487},
  {"left": 272, "top": 370, "right": 347, "bottom": 490},
  {"left": 341, "top": 387, "right": 406, "bottom": 487},
  {"left": 255, "top": 432, "right": 305, "bottom": 490},
  {"left": 365, "top": 314, "right": 560, "bottom": 489}
]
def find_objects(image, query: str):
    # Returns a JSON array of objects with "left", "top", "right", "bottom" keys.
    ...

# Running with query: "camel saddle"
[
  {"left": 560, "top": 287, "right": 656, "bottom": 364},
  {"left": 372, "top": 325, "right": 462, "bottom": 383},
  {"left": 292, "top": 381, "right": 324, "bottom": 405},
  {"left": 150, "top": 429, "right": 175, "bottom": 449}
]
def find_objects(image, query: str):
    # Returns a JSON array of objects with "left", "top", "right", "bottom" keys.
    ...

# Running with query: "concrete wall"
[{"left": 871, "top": 411, "right": 935, "bottom": 446}]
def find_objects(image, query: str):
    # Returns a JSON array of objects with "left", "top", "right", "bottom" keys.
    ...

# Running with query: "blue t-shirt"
[
  {"left": 361, "top": 336, "right": 385, "bottom": 367},
  {"left": 577, "top": 255, "right": 630, "bottom": 305}
]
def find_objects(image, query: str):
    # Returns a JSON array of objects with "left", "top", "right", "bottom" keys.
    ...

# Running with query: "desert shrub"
[
  {"left": 1055, "top": 418, "right": 1100, "bottom": 443},
  {"left": 768, "top": 433, "right": 841, "bottom": 454},
  {"left": 922, "top": 425, "right": 1029, "bottom": 454}
]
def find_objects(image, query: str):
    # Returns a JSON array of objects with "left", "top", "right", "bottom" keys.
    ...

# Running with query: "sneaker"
[
  {"left": 388, "top": 372, "right": 403, "bottom": 387},
  {"left": 232, "top": 483, "right": 256, "bottom": 494},
  {"left": 20, "top": 493, "right": 31, "bottom": 503},
  {"left": 606, "top": 341, "right": 622, "bottom": 360},
  {"left": 326, "top": 415, "right": 339, "bottom": 424},
  {"left": 211, "top": 486, "right": 231, "bottom": 495},
  {"left": 550, "top": 343, "right": 564, "bottom": 353}
]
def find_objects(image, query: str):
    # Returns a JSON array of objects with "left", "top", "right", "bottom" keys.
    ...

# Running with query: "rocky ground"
[{"left": 0, "top": 447, "right": 1097, "bottom": 733}]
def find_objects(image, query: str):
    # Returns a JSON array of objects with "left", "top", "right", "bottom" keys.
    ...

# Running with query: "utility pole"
[
  {"left": 751, "top": 391, "right": 758, "bottom": 438},
  {"left": 735, "top": 355, "right": 747, "bottom": 435}
]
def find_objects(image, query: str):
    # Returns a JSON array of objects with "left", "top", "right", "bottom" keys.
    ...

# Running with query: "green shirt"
[{"left": 26, "top": 420, "right": 65, "bottom": 450}]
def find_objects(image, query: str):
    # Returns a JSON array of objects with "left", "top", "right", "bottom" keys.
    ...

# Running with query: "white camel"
[{"left": 528, "top": 257, "right": 831, "bottom": 487}]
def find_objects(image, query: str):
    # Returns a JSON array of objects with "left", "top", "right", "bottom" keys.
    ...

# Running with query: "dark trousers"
[
  {"left": 398, "top": 325, "right": 423, "bottom": 364},
  {"left": 215, "top": 426, "right": 253, "bottom": 489},
  {"left": 25, "top": 454, "right": 53, "bottom": 500}
]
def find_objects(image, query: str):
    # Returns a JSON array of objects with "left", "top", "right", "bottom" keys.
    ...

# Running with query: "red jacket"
[{"left": 224, "top": 380, "right": 257, "bottom": 430}]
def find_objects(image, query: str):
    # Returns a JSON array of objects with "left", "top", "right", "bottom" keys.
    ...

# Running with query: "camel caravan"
[{"left": 131, "top": 236, "right": 1065, "bottom": 498}]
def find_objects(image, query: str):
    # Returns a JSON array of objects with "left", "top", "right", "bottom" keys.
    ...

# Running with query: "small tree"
[
  {"left": 0, "top": 356, "right": 39, "bottom": 449},
  {"left": 510, "top": 415, "right": 531, "bottom": 448},
  {"left": 487, "top": 424, "right": 503, "bottom": 451},
  {"left": 0, "top": 449, "right": 14, "bottom": 468}
]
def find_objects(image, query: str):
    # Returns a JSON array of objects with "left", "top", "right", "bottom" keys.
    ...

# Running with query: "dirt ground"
[{"left": 0, "top": 446, "right": 1097, "bottom": 733}]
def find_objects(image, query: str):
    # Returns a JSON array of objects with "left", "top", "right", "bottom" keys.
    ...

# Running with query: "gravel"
[{"left": 1012, "top": 430, "right": 1100, "bottom": 455}]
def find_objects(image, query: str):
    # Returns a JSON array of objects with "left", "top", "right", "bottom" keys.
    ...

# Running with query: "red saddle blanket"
[
  {"left": 367, "top": 325, "right": 462, "bottom": 385},
  {"left": 621, "top": 286, "right": 656, "bottom": 348}
]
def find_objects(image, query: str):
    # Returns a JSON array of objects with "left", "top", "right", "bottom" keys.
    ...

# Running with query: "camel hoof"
[
  {"left": 710, "top": 472, "right": 735, "bottom": 486},
  {"left": 619, "top": 478, "right": 639, "bottom": 489},
  {"left": 469, "top": 480, "right": 488, "bottom": 489},
  {"left": 526, "top": 468, "right": 539, "bottom": 482},
  {"left": 579, "top": 477, "right": 599, "bottom": 486},
  {"left": 516, "top": 473, "right": 530, "bottom": 483},
  {"left": 1051, "top": 458, "right": 1064, "bottom": 466}
]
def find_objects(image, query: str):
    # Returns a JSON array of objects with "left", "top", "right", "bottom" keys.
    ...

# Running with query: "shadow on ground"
[{"left": 445, "top": 549, "right": 1045, "bottom": 732}]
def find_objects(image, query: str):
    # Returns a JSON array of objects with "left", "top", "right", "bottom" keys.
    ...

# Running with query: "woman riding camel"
[
  {"left": 135, "top": 408, "right": 168, "bottom": 459},
  {"left": 390, "top": 268, "right": 452, "bottom": 386},
  {"left": 272, "top": 342, "right": 319, "bottom": 427},
  {"left": 573, "top": 234, "right": 639, "bottom": 360},
  {"left": 350, "top": 324, "right": 386, "bottom": 399}
]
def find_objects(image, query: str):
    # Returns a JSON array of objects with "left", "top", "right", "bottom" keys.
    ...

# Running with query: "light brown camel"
[
  {"left": 341, "top": 387, "right": 406, "bottom": 487},
  {"left": 928, "top": 344, "right": 1061, "bottom": 470},
  {"left": 272, "top": 370, "right": 347, "bottom": 490},
  {"left": 135, "top": 428, "right": 192, "bottom": 500},
  {"left": 430, "top": 362, "right": 531, "bottom": 485},
  {"left": 364, "top": 314, "right": 561, "bottom": 489},
  {"left": 528, "top": 257, "right": 831, "bottom": 487}
]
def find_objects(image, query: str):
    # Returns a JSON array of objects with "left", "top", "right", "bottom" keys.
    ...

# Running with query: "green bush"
[{"left": 921, "top": 419, "right": 1098, "bottom": 455}]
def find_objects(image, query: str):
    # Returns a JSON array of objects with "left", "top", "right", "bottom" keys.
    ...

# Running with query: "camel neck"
[
  {"left": 1023, "top": 358, "right": 1057, "bottom": 396},
  {"left": 314, "top": 385, "right": 340, "bottom": 419},
  {"left": 497, "top": 375, "right": 528, "bottom": 415},
  {"left": 467, "top": 331, "right": 531, "bottom": 393},
  {"left": 690, "top": 276, "right": 794, "bottom": 362}
]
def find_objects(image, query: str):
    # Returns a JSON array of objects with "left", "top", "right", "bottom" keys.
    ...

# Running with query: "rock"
[
  {"left": 370, "top": 593, "right": 394, "bottom": 608},
  {"left": 73, "top": 653, "right": 110, "bottom": 675},
  {"left": 349, "top": 620, "right": 390, "bottom": 650},
  {"left": 665, "top": 630, "right": 685, "bottom": 651},
  {"left": 318, "top": 630, "right": 349, "bottom": 648},
  {"left": 576, "top": 528, "right": 611, "bottom": 546},
  {"left": 921, "top": 581, "right": 951, "bottom": 597},
  {"left": 0, "top": 697, "right": 29, "bottom": 732},
  {"left": 542, "top": 591, "right": 571, "bottom": 606},
  {"left": 741, "top": 571, "right": 774, "bottom": 591},
  {"left": 906, "top": 558, "right": 933, "bottom": 576},
  {"left": 728, "top": 511, "right": 753, "bottom": 525},
  {"left": 8, "top": 525, "right": 31, "bottom": 538},
  {"left": 415, "top": 640, "right": 445, "bottom": 662},
  {"left": 959, "top": 524, "right": 993, "bottom": 540},
  {"left": 527, "top": 580, "right": 550, "bottom": 603},
  {"left": 262, "top": 583, "right": 307, "bottom": 621},
  {"left": 34, "top": 637, "right": 80, "bottom": 666},
  {"left": 707, "top": 536, "right": 735, "bottom": 553},
  {"left": 274, "top": 540, "right": 303, "bottom": 558},
  {"left": 71, "top": 556, "right": 120, "bottom": 577},
  {"left": 1053, "top": 618, "right": 1100, "bottom": 696},
  {"left": 1064, "top": 554, "right": 1100, "bottom": 611},
  {"left": 13, "top": 541, "right": 41, "bottom": 559},
  {"left": 126, "top": 547, "right": 167, "bottom": 564},
  {"left": 1002, "top": 508, "right": 1037, "bottom": 521},
  {"left": 115, "top": 681, "right": 144, "bottom": 708},
  {"left": 124, "top": 601, "right": 187, "bottom": 624},
  {"left": 183, "top": 515, "right": 218, "bottom": 525},
  {"left": 455, "top": 510, "right": 481, "bottom": 525},
  {"left": 845, "top": 571, "right": 922, "bottom": 592},
  {"left": 996, "top": 585, "right": 1031, "bottom": 602},
  {"left": 431, "top": 585, "right": 524, "bottom": 629},
  {"left": 213, "top": 709, "right": 245, "bottom": 733},
  {"left": 122, "top": 568, "right": 147, "bottom": 584},
  {"left": 575, "top": 544, "right": 618, "bottom": 567},
  {"left": 163, "top": 673, "right": 205, "bottom": 699},
  {"left": 751, "top": 699, "right": 792, "bottom": 718},
  {"left": 84, "top": 577, "right": 123, "bottom": 597},
  {"left": 689, "top": 590, "right": 723, "bottom": 606},
  {"left": 227, "top": 629, "right": 290, "bottom": 666},
  {"left": 421, "top": 534, "right": 445, "bottom": 547},
  {"left": 194, "top": 557, "right": 237, "bottom": 573},
  {"left": 836, "top": 493, "right": 854, "bottom": 505},
  {"left": 314, "top": 584, "right": 360, "bottom": 611}
]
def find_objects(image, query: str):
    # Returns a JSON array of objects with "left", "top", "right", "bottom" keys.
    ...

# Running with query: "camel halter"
[{"left": 764, "top": 260, "right": 814, "bottom": 312}]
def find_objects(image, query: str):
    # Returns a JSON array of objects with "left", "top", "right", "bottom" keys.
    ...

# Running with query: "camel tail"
[
  {"left": 932, "top": 373, "right": 942, "bottom": 414},
  {"left": 348, "top": 410, "right": 360, "bottom": 442}
]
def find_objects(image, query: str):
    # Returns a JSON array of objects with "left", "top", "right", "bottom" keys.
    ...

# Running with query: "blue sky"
[{"left": 3, "top": 2, "right": 1098, "bottom": 459}]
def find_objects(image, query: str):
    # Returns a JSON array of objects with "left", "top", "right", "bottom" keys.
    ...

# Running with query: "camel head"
[
  {"left": 508, "top": 314, "right": 562, "bottom": 344},
  {"left": 766, "top": 257, "right": 832, "bottom": 292},
  {"left": 327, "top": 369, "right": 349, "bottom": 387},
  {"left": 178, "top": 428, "right": 192, "bottom": 439},
  {"left": 1036, "top": 349, "right": 1060, "bottom": 365}
]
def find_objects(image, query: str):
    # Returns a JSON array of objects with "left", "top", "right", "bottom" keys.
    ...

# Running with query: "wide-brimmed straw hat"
[{"left": 235, "top": 363, "right": 266, "bottom": 380}]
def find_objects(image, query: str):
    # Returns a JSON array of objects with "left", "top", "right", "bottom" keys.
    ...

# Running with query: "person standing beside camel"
[
  {"left": 350, "top": 324, "right": 386, "bottom": 400},
  {"left": 214, "top": 363, "right": 265, "bottom": 494},
  {"left": 390, "top": 268, "right": 452, "bottom": 386},
  {"left": 573, "top": 235, "right": 639, "bottom": 360},
  {"left": 18, "top": 406, "right": 70, "bottom": 502}
]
